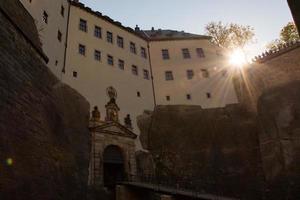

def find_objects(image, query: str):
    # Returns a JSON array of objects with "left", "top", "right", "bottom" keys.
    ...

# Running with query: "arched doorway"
[{"left": 103, "top": 145, "right": 125, "bottom": 188}]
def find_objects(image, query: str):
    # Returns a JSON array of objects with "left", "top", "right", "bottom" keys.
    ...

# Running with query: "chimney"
[
  {"left": 135, "top": 25, "right": 140, "bottom": 32},
  {"left": 151, "top": 27, "right": 155, "bottom": 31}
]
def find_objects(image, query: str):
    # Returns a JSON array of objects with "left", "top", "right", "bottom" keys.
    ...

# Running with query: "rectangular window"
[
  {"left": 132, "top": 65, "right": 138, "bottom": 75},
  {"left": 73, "top": 71, "right": 77, "bottom": 78},
  {"left": 206, "top": 92, "right": 211, "bottom": 99},
  {"left": 166, "top": 96, "right": 170, "bottom": 101},
  {"left": 94, "top": 26, "right": 102, "bottom": 38},
  {"left": 162, "top": 49, "right": 170, "bottom": 60},
  {"left": 196, "top": 48, "right": 205, "bottom": 58},
  {"left": 201, "top": 69, "right": 209, "bottom": 78},
  {"left": 143, "top": 69, "right": 150, "bottom": 80},
  {"left": 107, "top": 55, "right": 114, "bottom": 66},
  {"left": 57, "top": 30, "right": 62, "bottom": 42},
  {"left": 137, "top": 91, "right": 141, "bottom": 97},
  {"left": 187, "top": 70, "right": 194, "bottom": 80},
  {"left": 165, "top": 71, "right": 174, "bottom": 81},
  {"left": 107, "top": 31, "right": 113, "bottom": 43},
  {"left": 117, "top": 36, "right": 124, "bottom": 48},
  {"left": 130, "top": 42, "right": 136, "bottom": 54},
  {"left": 79, "top": 19, "right": 87, "bottom": 32},
  {"left": 141, "top": 47, "right": 147, "bottom": 58},
  {"left": 79, "top": 44, "right": 86, "bottom": 56},
  {"left": 43, "top": 11, "right": 48, "bottom": 24},
  {"left": 182, "top": 48, "right": 191, "bottom": 59},
  {"left": 186, "top": 94, "right": 192, "bottom": 100},
  {"left": 94, "top": 50, "right": 101, "bottom": 61},
  {"left": 216, "top": 50, "right": 223, "bottom": 56},
  {"left": 61, "top": 6, "right": 65, "bottom": 17},
  {"left": 118, "top": 59, "right": 125, "bottom": 70}
]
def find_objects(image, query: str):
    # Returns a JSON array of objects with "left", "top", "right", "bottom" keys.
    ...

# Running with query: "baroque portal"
[{"left": 88, "top": 87, "right": 137, "bottom": 187}]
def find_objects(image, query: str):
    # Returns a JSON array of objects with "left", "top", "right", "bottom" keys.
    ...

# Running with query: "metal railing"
[{"left": 122, "top": 174, "right": 248, "bottom": 199}]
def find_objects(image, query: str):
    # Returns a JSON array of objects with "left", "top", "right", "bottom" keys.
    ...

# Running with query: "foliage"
[
  {"left": 280, "top": 22, "right": 299, "bottom": 43},
  {"left": 205, "top": 21, "right": 255, "bottom": 49},
  {"left": 267, "top": 22, "right": 299, "bottom": 50}
]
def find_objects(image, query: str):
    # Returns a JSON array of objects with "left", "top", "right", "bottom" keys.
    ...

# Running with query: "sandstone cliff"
[{"left": 0, "top": 1, "right": 90, "bottom": 199}]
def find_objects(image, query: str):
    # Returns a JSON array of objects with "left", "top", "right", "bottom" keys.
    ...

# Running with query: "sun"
[{"left": 229, "top": 49, "right": 247, "bottom": 67}]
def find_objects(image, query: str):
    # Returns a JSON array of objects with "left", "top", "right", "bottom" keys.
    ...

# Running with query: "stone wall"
[
  {"left": 0, "top": 1, "right": 90, "bottom": 199},
  {"left": 234, "top": 45, "right": 300, "bottom": 112}
]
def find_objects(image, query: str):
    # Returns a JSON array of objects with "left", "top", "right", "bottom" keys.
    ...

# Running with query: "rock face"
[
  {"left": 0, "top": 1, "right": 90, "bottom": 199},
  {"left": 288, "top": 0, "right": 300, "bottom": 32},
  {"left": 138, "top": 105, "right": 263, "bottom": 199},
  {"left": 257, "top": 81, "right": 300, "bottom": 199}
]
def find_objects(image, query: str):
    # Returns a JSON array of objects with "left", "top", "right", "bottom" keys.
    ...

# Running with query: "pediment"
[{"left": 91, "top": 122, "right": 137, "bottom": 139}]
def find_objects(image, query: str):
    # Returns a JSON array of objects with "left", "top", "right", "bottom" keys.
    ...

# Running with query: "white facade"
[
  {"left": 148, "top": 39, "right": 238, "bottom": 108},
  {"left": 20, "top": 0, "right": 239, "bottom": 150},
  {"left": 20, "top": 0, "right": 69, "bottom": 79},
  {"left": 63, "top": 3, "right": 155, "bottom": 148}
]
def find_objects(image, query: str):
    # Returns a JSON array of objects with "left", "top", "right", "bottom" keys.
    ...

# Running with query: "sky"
[{"left": 79, "top": 0, "right": 293, "bottom": 58}]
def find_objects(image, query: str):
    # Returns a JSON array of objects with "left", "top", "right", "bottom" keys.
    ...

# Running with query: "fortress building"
[{"left": 19, "top": 0, "right": 238, "bottom": 148}]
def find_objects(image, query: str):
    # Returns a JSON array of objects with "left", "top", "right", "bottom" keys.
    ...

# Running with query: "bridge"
[{"left": 116, "top": 175, "right": 241, "bottom": 200}]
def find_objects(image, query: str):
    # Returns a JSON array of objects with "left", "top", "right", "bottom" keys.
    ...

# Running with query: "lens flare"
[
  {"left": 6, "top": 158, "right": 13, "bottom": 166},
  {"left": 229, "top": 49, "right": 247, "bottom": 67}
]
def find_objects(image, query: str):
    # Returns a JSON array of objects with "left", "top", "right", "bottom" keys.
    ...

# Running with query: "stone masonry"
[{"left": 0, "top": 0, "right": 90, "bottom": 199}]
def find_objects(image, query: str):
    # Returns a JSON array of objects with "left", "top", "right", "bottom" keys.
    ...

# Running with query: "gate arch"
[{"left": 103, "top": 145, "right": 125, "bottom": 187}]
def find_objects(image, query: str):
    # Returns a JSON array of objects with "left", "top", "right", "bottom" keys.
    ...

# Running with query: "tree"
[
  {"left": 267, "top": 22, "right": 299, "bottom": 50},
  {"left": 280, "top": 22, "right": 299, "bottom": 43},
  {"left": 205, "top": 21, "right": 255, "bottom": 50}
]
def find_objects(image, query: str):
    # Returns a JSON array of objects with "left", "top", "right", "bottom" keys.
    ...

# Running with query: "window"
[
  {"left": 141, "top": 47, "right": 147, "bottom": 58},
  {"left": 73, "top": 71, "right": 77, "bottom": 78},
  {"left": 43, "top": 11, "right": 48, "bottom": 24},
  {"left": 196, "top": 48, "right": 205, "bottom": 58},
  {"left": 137, "top": 91, "right": 141, "bottom": 97},
  {"left": 79, "top": 19, "right": 87, "bottom": 32},
  {"left": 186, "top": 94, "right": 192, "bottom": 100},
  {"left": 57, "top": 30, "right": 62, "bottom": 42},
  {"left": 118, "top": 59, "right": 125, "bottom": 70},
  {"left": 130, "top": 42, "right": 136, "bottom": 54},
  {"left": 107, "top": 55, "right": 114, "bottom": 66},
  {"left": 55, "top": 60, "right": 58, "bottom": 66},
  {"left": 182, "top": 48, "right": 191, "bottom": 59},
  {"left": 166, "top": 96, "right": 170, "bottom": 101},
  {"left": 94, "top": 50, "right": 101, "bottom": 61},
  {"left": 216, "top": 50, "right": 223, "bottom": 56},
  {"left": 201, "top": 69, "right": 209, "bottom": 78},
  {"left": 107, "top": 31, "right": 113, "bottom": 43},
  {"left": 79, "top": 44, "right": 86, "bottom": 56},
  {"left": 143, "top": 69, "right": 150, "bottom": 80},
  {"left": 187, "top": 70, "right": 194, "bottom": 80},
  {"left": 94, "top": 26, "right": 102, "bottom": 38},
  {"left": 61, "top": 6, "right": 65, "bottom": 17},
  {"left": 132, "top": 65, "right": 138, "bottom": 75},
  {"left": 165, "top": 71, "right": 174, "bottom": 81},
  {"left": 162, "top": 49, "right": 170, "bottom": 60},
  {"left": 206, "top": 93, "right": 211, "bottom": 99},
  {"left": 117, "top": 36, "right": 124, "bottom": 48}
]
